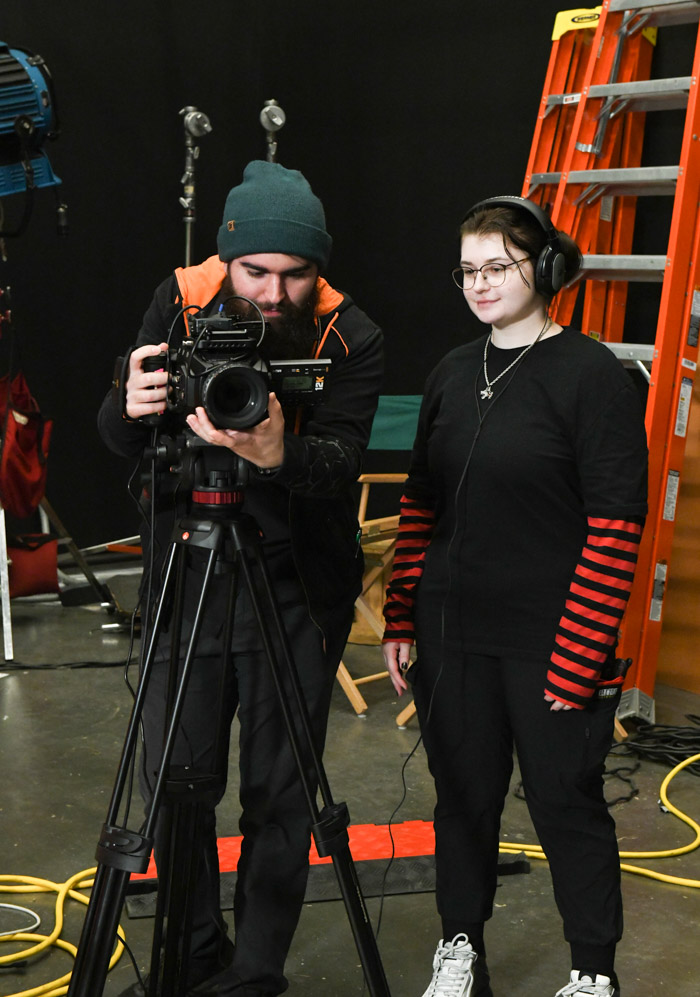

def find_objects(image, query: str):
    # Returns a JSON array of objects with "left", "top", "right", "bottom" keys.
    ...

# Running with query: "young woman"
[{"left": 382, "top": 197, "right": 648, "bottom": 997}]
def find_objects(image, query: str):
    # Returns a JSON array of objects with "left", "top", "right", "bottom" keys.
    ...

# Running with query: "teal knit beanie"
[{"left": 217, "top": 160, "right": 332, "bottom": 269}]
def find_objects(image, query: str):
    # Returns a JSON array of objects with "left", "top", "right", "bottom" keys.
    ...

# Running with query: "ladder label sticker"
[
  {"left": 688, "top": 289, "right": 700, "bottom": 349},
  {"left": 649, "top": 562, "right": 667, "bottom": 623},
  {"left": 563, "top": 93, "right": 581, "bottom": 105},
  {"left": 663, "top": 470, "right": 680, "bottom": 522},
  {"left": 552, "top": 9, "right": 600, "bottom": 42},
  {"left": 674, "top": 377, "right": 693, "bottom": 438},
  {"left": 600, "top": 196, "right": 614, "bottom": 223},
  {"left": 681, "top": 357, "right": 697, "bottom": 372}
]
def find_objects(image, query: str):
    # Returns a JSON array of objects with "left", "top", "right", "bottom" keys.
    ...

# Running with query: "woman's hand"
[
  {"left": 382, "top": 640, "right": 412, "bottom": 696},
  {"left": 544, "top": 694, "right": 573, "bottom": 712}
]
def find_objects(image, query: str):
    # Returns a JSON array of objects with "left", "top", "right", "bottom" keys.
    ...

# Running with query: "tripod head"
[
  {"left": 191, "top": 461, "right": 249, "bottom": 516},
  {"left": 145, "top": 429, "right": 250, "bottom": 515}
]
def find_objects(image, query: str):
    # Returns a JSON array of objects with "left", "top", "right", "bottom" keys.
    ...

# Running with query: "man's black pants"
[{"left": 138, "top": 553, "right": 353, "bottom": 996}]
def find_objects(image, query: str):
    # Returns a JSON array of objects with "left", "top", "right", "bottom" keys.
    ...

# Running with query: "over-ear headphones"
[{"left": 461, "top": 195, "right": 566, "bottom": 297}]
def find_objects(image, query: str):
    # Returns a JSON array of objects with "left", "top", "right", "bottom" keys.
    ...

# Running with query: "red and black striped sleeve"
[
  {"left": 382, "top": 494, "right": 436, "bottom": 644},
  {"left": 545, "top": 516, "right": 643, "bottom": 709}
]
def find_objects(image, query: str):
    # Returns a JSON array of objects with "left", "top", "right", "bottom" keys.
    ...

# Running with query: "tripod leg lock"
[
  {"left": 95, "top": 822, "right": 153, "bottom": 874},
  {"left": 312, "top": 802, "right": 350, "bottom": 858}
]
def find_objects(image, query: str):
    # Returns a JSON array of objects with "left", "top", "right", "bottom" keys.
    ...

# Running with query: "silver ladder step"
[
  {"left": 546, "top": 77, "right": 692, "bottom": 115},
  {"left": 528, "top": 171, "right": 563, "bottom": 190},
  {"left": 609, "top": 0, "right": 700, "bottom": 27},
  {"left": 529, "top": 165, "right": 678, "bottom": 196},
  {"left": 568, "top": 165, "right": 678, "bottom": 199},
  {"left": 604, "top": 341, "right": 656, "bottom": 381},
  {"left": 580, "top": 254, "right": 667, "bottom": 281}
]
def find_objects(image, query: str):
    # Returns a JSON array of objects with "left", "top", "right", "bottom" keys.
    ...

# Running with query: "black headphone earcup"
[{"left": 535, "top": 245, "right": 566, "bottom": 296}]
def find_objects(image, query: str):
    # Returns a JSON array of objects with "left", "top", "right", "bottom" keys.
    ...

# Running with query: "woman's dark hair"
[{"left": 460, "top": 205, "right": 582, "bottom": 297}]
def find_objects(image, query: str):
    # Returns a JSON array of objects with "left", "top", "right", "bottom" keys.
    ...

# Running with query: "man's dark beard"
[{"left": 221, "top": 273, "right": 319, "bottom": 361}]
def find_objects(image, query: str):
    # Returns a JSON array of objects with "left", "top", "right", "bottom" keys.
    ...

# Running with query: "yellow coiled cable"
[{"left": 0, "top": 867, "right": 125, "bottom": 997}]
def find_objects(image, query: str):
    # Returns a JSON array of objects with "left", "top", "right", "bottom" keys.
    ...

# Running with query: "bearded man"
[{"left": 98, "top": 160, "right": 383, "bottom": 997}]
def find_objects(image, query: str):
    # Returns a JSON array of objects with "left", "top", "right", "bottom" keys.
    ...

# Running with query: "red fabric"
[
  {"left": 382, "top": 494, "right": 435, "bottom": 643},
  {"left": 546, "top": 517, "right": 642, "bottom": 709},
  {"left": 8, "top": 534, "right": 59, "bottom": 598},
  {"left": 0, "top": 371, "right": 52, "bottom": 518}
]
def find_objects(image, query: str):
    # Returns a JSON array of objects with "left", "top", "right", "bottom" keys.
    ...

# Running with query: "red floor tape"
[{"left": 131, "top": 820, "right": 435, "bottom": 880}]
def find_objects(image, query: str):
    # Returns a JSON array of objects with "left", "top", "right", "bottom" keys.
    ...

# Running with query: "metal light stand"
[
  {"left": 259, "top": 99, "right": 286, "bottom": 163},
  {"left": 179, "top": 106, "right": 212, "bottom": 268},
  {"left": 66, "top": 445, "right": 391, "bottom": 997}
]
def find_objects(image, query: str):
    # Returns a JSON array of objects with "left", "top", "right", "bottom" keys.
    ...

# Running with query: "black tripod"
[{"left": 67, "top": 454, "right": 391, "bottom": 997}]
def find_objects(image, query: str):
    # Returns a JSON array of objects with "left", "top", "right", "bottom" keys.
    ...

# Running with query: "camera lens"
[{"left": 202, "top": 363, "right": 269, "bottom": 429}]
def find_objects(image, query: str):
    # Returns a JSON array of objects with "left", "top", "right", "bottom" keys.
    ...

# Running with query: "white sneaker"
[
  {"left": 555, "top": 970, "right": 619, "bottom": 996},
  {"left": 420, "top": 934, "right": 478, "bottom": 997}
]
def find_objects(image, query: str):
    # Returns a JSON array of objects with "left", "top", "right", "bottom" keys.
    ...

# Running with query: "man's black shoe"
[{"left": 116, "top": 934, "right": 235, "bottom": 997}]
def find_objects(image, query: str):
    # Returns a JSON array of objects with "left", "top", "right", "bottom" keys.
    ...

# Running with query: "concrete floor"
[{"left": 1, "top": 558, "right": 699, "bottom": 996}]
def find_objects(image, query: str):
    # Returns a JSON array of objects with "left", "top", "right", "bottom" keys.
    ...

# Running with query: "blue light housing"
[{"left": 0, "top": 41, "right": 61, "bottom": 198}]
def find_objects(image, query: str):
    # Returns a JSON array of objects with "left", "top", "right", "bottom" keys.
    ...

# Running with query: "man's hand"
[
  {"left": 186, "top": 393, "right": 285, "bottom": 469},
  {"left": 125, "top": 342, "right": 170, "bottom": 420}
]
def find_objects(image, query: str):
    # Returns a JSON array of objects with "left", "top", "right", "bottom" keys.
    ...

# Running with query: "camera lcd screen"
[{"left": 282, "top": 375, "right": 314, "bottom": 390}]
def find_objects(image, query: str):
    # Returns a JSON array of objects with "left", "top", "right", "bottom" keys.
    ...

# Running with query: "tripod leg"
[
  {"left": 148, "top": 552, "right": 240, "bottom": 997},
  {"left": 228, "top": 519, "right": 391, "bottom": 997},
  {"left": 68, "top": 864, "right": 132, "bottom": 993},
  {"left": 68, "top": 532, "right": 226, "bottom": 997},
  {"left": 67, "top": 538, "right": 186, "bottom": 997}
]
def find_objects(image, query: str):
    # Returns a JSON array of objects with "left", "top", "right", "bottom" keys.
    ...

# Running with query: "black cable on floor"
[
  {"left": 610, "top": 715, "right": 700, "bottom": 776},
  {"left": 512, "top": 756, "right": 642, "bottom": 808},
  {"left": 0, "top": 659, "right": 130, "bottom": 670}
]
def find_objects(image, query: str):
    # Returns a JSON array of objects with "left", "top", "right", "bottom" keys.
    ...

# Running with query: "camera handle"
[{"left": 67, "top": 480, "right": 391, "bottom": 997}]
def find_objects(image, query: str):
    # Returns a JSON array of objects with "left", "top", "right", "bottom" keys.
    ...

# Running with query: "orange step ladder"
[{"left": 523, "top": 1, "right": 700, "bottom": 722}]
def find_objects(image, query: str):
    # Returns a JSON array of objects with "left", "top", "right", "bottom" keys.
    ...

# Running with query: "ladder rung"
[
  {"left": 529, "top": 172, "right": 562, "bottom": 190},
  {"left": 567, "top": 165, "right": 678, "bottom": 196},
  {"left": 589, "top": 77, "right": 691, "bottom": 112},
  {"left": 547, "top": 78, "right": 691, "bottom": 114},
  {"left": 608, "top": 0, "right": 700, "bottom": 27},
  {"left": 604, "top": 342, "right": 656, "bottom": 364},
  {"left": 580, "top": 254, "right": 667, "bottom": 281}
]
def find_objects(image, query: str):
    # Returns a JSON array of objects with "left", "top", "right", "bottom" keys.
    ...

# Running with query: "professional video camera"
[{"left": 139, "top": 306, "right": 331, "bottom": 430}]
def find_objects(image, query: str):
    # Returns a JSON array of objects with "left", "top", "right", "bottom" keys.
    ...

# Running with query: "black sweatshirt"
[
  {"left": 403, "top": 326, "right": 648, "bottom": 660},
  {"left": 97, "top": 264, "right": 384, "bottom": 635}
]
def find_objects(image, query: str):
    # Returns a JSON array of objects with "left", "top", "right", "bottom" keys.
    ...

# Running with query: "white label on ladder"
[
  {"left": 600, "top": 196, "right": 614, "bottom": 223},
  {"left": 563, "top": 93, "right": 581, "bottom": 105},
  {"left": 663, "top": 470, "right": 680, "bottom": 522},
  {"left": 674, "top": 377, "right": 693, "bottom": 437},
  {"left": 649, "top": 562, "right": 668, "bottom": 623},
  {"left": 681, "top": 358, "right": 697, "bottom": 372},
  {"left": 688, "top": 289, "right": 700, "bottom": 348}
]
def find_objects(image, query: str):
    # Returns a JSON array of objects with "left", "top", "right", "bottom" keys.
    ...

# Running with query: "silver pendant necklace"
[{"left": 480, "top": 316, "right": 552, "bottom": 400}]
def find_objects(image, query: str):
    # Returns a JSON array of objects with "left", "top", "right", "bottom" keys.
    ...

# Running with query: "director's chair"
[{"left": 335, "top": 395, "right": 421, "bottom": 725}]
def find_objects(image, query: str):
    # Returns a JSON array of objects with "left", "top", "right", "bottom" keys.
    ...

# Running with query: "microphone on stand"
[
  {"left": 178, "top": 106, "right": 213, "bottom": 267},
  {"left": 181, "top": 106, "right": 213, "bottom": 140},
  {"left": 259, "top": 99, "right": 286, "bottom": 162}
]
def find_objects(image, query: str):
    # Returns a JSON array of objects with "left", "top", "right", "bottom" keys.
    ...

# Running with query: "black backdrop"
[{"left": 0, "top": 2, "right": 690, "bottom": 546}]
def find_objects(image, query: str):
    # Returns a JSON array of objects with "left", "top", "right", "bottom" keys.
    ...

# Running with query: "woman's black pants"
[{"left": 412, "top": 647, "right": 623, "bottom": 957}]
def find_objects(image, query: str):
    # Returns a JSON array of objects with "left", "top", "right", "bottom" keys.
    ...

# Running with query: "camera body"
[{"left": 144, "top": 315, "right": 331, "bottom": 430}]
